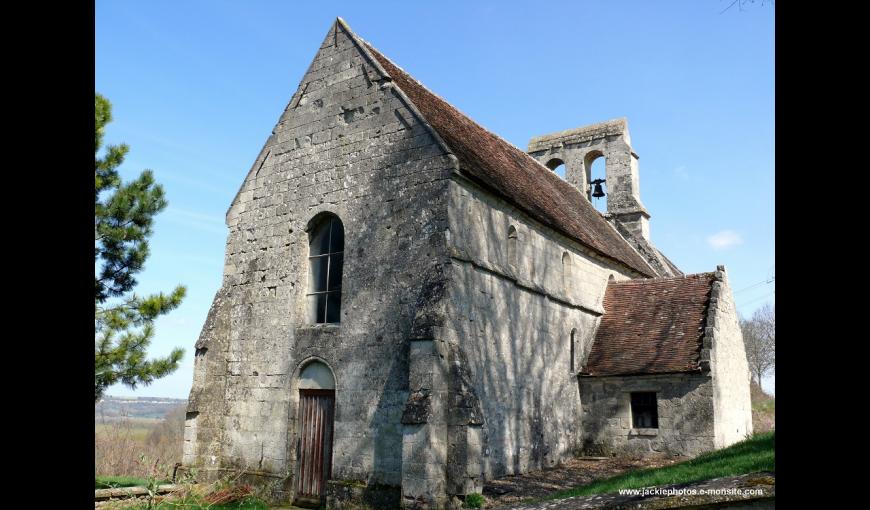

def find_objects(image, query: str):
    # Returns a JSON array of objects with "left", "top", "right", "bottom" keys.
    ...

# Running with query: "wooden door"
[{"left": 295, "top": 389, "right": 335, "bottom": 506}]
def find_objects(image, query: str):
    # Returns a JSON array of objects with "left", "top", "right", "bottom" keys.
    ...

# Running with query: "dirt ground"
[{"left": 482, "top": 454, "right": 681, "bottom": 508}]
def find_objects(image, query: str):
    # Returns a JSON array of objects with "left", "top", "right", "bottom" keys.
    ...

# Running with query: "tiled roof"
[
  {"left": 580, "top": 273, "right": 715, "bottom": 377},
  {"left": 360, "top": 40, "right": 657, "bottom": 277}
]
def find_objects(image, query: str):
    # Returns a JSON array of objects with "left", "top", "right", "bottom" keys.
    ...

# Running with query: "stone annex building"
[{"left": 183, "top": 18, "right": 753, "bottom": 509}]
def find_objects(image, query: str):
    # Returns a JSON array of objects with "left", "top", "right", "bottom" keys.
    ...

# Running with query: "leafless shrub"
[
  {"left": 95, "top": 404, "right": 185, "bottom": 479},
  {"left": 95, "top": 412, "right": 144, "bottom": 477},
  {"left": 740, "top": 304, "right": 775, "bottom": 393},
  {"left": 750, "top": 379, "right": 775, "bottom": 433},
  {"left": 145, "top": 405, "right": 185, "bottom": 468}
]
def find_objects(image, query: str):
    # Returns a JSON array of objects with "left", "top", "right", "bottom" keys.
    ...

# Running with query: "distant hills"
[{"left": 95, "top": 395, "right": 187, "bottom": 422}]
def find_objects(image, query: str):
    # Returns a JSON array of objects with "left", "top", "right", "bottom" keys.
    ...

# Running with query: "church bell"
[{"left": 590, "top": 179, "right": 606, "bottom": 198}]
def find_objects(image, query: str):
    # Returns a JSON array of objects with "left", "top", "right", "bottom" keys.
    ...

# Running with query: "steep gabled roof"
[
  {"left": 339, "top": 22, "right": 656, "bottom": 277},
  {"left": 581, "top": 273, "right": 715, "bottom": 377}
]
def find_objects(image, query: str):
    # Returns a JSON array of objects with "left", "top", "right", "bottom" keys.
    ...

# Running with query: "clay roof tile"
[{"left": 581, "top": 273, "right": 716, "bottom": 377}]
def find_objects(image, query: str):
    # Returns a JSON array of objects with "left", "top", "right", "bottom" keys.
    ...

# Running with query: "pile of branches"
[{"left": 202, "top": 483, "right": 254, "bottom": 505}]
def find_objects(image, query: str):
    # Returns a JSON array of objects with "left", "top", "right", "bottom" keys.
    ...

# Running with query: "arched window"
[
  {"left": 507, "top": 225, "right": 518, "bottom": 270},
  {"left": 307, "top": 214, "right": 344, "bottom": 324},
  {"left": 546, "top": 157, "right": 566, "bottom": 180}
]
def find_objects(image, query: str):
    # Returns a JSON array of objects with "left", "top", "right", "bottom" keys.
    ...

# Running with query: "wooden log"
[{"left": 94, "top": 484, "right": 181, "bottom": 500}]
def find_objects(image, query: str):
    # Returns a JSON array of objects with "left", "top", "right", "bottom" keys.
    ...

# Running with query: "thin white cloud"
[
  {"left": 159, "top": 172, "right": 234, "bottom": 195},
  {"left": 166, "top": 207, "right": 224, "bottom": 224},
  {"left": 161, "top": 207, "right": 226, "bottom": 235},
  {"left": 172, "top": 253, "right": 223, "bottom": 266},
  {"left": 673, "top": 165, "right": 689, "bottom": 180},
  {"left": 707, "top": 230, "right": 743, "bottom": 250}
]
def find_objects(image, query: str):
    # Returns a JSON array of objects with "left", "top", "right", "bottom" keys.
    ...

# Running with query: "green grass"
[
  {"left": 464, "top": 492, "right": 486, "bottom": 508},
  {"left": 95, "top": 423, "right": 154, "bottom": 441},
  {"left": 142, "top": 499, "right": 269, "bottom": 509},
  {"left": 99, "top": 489, "right": 270, "bottom": 509},
  {"left": 753, "top": 399, "right": 775, "bottom": 414},
  {"left": 95, "top": 475, "right": 171, "bottom": 489},
  {"left": 540, "top": 431, "right": 774, "bottom": 501}
]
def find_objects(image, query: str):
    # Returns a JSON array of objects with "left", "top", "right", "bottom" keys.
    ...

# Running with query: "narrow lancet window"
[
  {"left": 507, "top": 225, "right": 518, "bottom": 270},
  {"left": 562, "top": 251, "right": 573, "bottom": 295},
  {"left": 570, "top": 329, "right": 577, "bottom": 373},
  {"left": 307, "top": 214, "right": 344, "bottom": 324}
]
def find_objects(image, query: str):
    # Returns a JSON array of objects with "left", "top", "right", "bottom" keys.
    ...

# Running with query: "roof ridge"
[{"left": 609, "top": 272, "right": 716, "bottom": 285}]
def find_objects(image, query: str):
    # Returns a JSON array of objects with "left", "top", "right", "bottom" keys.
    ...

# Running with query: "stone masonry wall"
[
  {"left": 184, "top": 287, "right": 232, "bottom": 475},
  {"left": 441, "top": 176, "right": 641, "bottom": 487},
  {"left": 578, "top": 373, "right": 715, "bottom": 457},
  {"left": 704, "top": 267, "right": 753, "bottom": 448},
  {"left": 185, "top": 21, "right": 455, "bottom": 502}
]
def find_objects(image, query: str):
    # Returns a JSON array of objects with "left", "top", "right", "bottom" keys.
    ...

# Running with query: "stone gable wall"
[
  {"left": 706, "top": 267, "right": 754, "bottom": 448},
  {"left": 185, "top": 21, "right": 454, "bottom": 502}
]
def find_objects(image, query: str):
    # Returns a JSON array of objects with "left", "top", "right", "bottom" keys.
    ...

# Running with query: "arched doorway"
[{"left": 294, "top": 361, "right": 336, "bottom": 507}]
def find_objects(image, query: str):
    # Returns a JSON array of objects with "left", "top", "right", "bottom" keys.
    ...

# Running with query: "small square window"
[{"left": 630, "top": 392, "right": 658, "bottom": 429}]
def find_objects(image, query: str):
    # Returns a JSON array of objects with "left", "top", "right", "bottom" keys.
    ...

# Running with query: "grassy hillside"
[
  {"left": 750, "top": 381, "right": 775, "bottom": 433},
  {"left": 542, "top": 431, "right": 774, "bottom": 501}
]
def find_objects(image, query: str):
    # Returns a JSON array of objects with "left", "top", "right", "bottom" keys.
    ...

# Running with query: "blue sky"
[{"left": 96, "top": 0, "right": 775, "bottom": 398}]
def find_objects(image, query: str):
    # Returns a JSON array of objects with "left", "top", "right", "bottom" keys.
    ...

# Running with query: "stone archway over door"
[{"left": 294, "top": 362, "right": 336, "bottom": 507}]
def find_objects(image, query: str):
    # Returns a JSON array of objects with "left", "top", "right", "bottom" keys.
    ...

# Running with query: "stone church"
[{"left": 183, "top": 18, "right": 753, "bottom": 509}]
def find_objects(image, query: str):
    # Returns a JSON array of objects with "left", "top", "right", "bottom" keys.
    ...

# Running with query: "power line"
[
  {"left": 738, "top": 290, "right": 775, "bottom": 309},
  {"left": 734, "top": 276, "right": 775, "bottom": 294}
]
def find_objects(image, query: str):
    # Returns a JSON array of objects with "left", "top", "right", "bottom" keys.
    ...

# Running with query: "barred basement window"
[
  {"left": 307, "top": 214, "right": 344, "bottom": 324},
  {"left": 630, "top": 392, "right": 659, "bottom": 429}
]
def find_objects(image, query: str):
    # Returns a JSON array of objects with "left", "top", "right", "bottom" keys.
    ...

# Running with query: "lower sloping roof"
[{"left": 580, "top": 273, "right": 715, "bottom": 377}]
